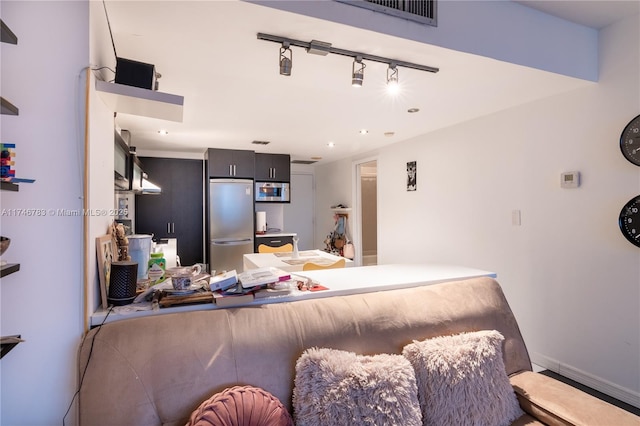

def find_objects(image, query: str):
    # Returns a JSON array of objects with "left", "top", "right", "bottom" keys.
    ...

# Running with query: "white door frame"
[{"left": 352, "top": 156, "right": 378, "bottom": 267}]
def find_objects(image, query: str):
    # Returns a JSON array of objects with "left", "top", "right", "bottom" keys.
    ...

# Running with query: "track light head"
[
  {"left": 352, "top": 56, "right": 365, "bottom": 87},
  {"left": 386, "top": 63, "right": 400, "bottom": 94},
  {"left": 279, "top": 43, "right": 292, "bottom": 76}
]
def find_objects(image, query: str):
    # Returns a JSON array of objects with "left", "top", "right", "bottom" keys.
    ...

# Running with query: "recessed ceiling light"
[
  {"left": 384, "top": 132, "right": 395, "bottom": 137},
  {"left": 158, "top": 129, "right": 169, "bottom": 135},
  {"left": 359, "top": 129, "right": 368, "bottom": 135},
  {"left": 407, "top": 108, "right": 420, "bottom": 113},
  {"left": 327, "top": 142, "right": 335, "bottom": 148},
  {"left": 311, "top": 156, "right": 323, "bottom": 160}
]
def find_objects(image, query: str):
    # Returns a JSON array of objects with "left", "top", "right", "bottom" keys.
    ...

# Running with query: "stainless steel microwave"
[{"left": 255, "top": 182, "right": 290, "bottom": 203}]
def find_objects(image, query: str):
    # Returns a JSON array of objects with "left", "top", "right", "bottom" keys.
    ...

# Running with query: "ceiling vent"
[
  {"left": 252, "top": 140, "right": 271, "bottom": 145},
  {"left": 291, "top": 160, "right": 318, "bottom": 165},
  {"left": 335, "top": 0, "right": 437, "bottom": 26}
]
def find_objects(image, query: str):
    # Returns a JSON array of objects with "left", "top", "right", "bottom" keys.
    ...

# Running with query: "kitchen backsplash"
[{"left": 257, "top": 203, "right": 284, "bottom": 232}]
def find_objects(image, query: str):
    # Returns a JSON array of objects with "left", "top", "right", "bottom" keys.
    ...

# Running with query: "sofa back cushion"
[{"left": 78, "top": 276, "right": 531, "bottom": 426}]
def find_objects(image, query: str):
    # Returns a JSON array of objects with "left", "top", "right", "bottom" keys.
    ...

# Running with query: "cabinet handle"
[
  {"left": 233, "top": 164, "right": 237, "bottom": 176},
  {"left": 167, "top": 222, "right": 171, "bottom": 233},
  {"left": 229, "top": 164, "right": 233, "bottom": 176},
  {"left": 272, "top": 167, "right": 276, "bottom": 179},
  {"left": 270, "top": 240, "right": 282, "bottom": 244},
  {"left": 171, "top": 223, "right": 175, "bottom": 233}
]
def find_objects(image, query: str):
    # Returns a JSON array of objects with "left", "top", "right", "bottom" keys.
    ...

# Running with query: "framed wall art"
[
  {"left": 96, "top": 234, "right": 114, "bottom": 309},
  {"left": 407, "top": 161, "right": 417, "bottom": 191}
]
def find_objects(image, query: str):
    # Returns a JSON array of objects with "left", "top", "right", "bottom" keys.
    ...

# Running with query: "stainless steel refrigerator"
[{"left": 208, "top": 178, "right": 254, "bottom": 273}]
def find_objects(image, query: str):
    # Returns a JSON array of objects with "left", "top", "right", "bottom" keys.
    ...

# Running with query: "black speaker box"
[
  {"left": 115, "top": 57, "right": 156, "bottom": 90},
  {"left": 108, "top": 261, "right": 138, "bottom": 306}
]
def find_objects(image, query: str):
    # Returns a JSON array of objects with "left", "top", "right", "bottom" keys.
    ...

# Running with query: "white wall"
[
  {"left": 315, "top": 13, "right": 640, "bottom": 405},
  {"left": 314, "top": 157, "right": 352, "bottom": 250},
  {"left": 0, "top": 1, "right": 89, "bottom": 424}
]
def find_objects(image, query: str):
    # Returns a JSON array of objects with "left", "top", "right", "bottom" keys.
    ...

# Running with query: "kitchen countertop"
[{"left": 90, "top": 263, "right": 495, "bottom": 326}]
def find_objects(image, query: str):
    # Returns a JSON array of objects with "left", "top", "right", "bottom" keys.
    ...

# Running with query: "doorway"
[{"left": 356, "top": 160, "right": 377, "bottom": 266}]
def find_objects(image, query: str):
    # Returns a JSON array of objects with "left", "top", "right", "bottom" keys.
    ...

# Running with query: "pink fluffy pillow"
[
  {"left": 402, "top": 330, "right": 524, "bottom": 426},
  {"left": 187, "top": 385, "right": 294, "bottom": 426}
]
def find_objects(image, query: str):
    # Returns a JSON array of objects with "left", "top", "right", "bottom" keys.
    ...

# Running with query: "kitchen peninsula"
[
  {"left": 90, "top": 263, "right": 496, "bottom": 326},
  {"left": 244, "top": 249, "right": 353, "bottom": 271}
]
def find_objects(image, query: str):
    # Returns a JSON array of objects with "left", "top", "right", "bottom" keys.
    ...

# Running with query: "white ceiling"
[{"left": 99, "top": 0, "right": 637, "bottom": 164}]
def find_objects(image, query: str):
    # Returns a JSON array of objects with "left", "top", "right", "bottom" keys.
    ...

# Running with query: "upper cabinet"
[
  {"left": 206, "top": 148, "right": 255, "bottom": 179},
  {"left": 255, "top": 153, "right": 291, "bottom": 183}
]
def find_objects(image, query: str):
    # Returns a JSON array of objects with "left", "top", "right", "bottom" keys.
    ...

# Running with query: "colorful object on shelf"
[
  {"left": 0, "top": 143, "right": 34, "bottom": 183},
  {"left": 1, "top": 143, "right": 16, "bottom": 179}
]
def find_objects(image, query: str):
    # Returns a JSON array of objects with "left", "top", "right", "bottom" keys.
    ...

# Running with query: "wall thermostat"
[{"left": 560, "top": 171, "right": 580, "bottom": 188}]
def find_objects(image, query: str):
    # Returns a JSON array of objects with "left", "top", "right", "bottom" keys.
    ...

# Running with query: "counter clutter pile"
[{"left": 113, "top": 267, "right": 321, "bottom": 313}]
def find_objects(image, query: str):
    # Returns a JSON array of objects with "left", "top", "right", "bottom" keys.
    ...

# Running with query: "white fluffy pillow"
[
  {"left": 293, "top": 347, "right": 422, "bottom": 426},
  {"left": 402, "top": 330, "right": 524, "bottom": 426}
]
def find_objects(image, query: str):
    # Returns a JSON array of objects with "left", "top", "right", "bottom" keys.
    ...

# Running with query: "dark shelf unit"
[
  {"left": 1, "top": 20, "right": 19, "bottom": 116},
  {"left": 1, "top": 184, "right": 20, "bottom": 277},
  {"left": 1, "top": 19, "right": 17, "bottom": 44},
  {"left": 1, "top": 335, "right": 22, "bottom": 359},
  {"left": 0, "top": 263, "right": 20, "bottom": 277},
  {"left": 1, "top": 181, "right": 18, "bottom": 191},
  {"left": 1, "top": 97, "right": 19, "bottom": 116},
  {"left": 1, "top": 20, "right": 22, "bottom": 360}
]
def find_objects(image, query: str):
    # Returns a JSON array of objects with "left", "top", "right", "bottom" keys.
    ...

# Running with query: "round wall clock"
[
  {"left": 619, "top": 195, "right": 640, "bottom": 247},
  {"left": 620, "top": 114, "right": 640, "bottom": 166}
]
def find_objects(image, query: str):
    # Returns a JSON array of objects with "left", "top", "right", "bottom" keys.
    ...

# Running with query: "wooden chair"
[
  {"left": 257, "top": 243, "right": 293, "bottom": 253},
  {"left": 302, "top": 258, "right": 346, "bottom": 271}
]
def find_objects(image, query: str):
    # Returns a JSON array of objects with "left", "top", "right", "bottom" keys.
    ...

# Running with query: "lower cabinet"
[
  {"left": 135, "top": 157, "right": 204, "bottom": 265},
  {"left": 255, "top": 235, "right": 294, "bottom": 252}
]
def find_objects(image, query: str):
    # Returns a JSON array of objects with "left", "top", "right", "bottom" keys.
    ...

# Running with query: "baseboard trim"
[{"left": 531, "top": 352, "right": 640, "bottom": 408}]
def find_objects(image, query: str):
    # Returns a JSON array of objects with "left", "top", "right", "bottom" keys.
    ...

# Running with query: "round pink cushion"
[{"left": 187, "top": 385, "right": 294, "bottom": 426}]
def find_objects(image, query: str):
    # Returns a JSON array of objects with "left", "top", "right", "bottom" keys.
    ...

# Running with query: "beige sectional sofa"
[{"left": 78, "top": 276, "right": 638, "bottom": 425}]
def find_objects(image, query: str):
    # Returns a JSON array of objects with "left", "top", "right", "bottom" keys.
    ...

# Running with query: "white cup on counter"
[{"left": 168, "top": 264, "right": 202, "bottom": 290}]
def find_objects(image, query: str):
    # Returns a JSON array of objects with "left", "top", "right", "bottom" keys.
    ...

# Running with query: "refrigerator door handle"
[{"left": 211, "top": 239, "right": 252, "bottom": 245}]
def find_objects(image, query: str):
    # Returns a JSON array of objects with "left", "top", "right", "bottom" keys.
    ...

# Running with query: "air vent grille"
[
  {"left": 335, "top": 0, "right": 437, "bottom": 26},
  {"left": 252, "top": 140, "right": 270, "bottom": 145},
  {"left": 291, "top": 160, "right": 318, "bottom": 165}
]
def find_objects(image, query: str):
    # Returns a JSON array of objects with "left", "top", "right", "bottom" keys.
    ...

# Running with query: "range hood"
[
  {"left": 141, "top": 174, "right": 162, "bottom": 194},
  {"left": 115, "top": 130, "right": 162, "bottom": 195}
]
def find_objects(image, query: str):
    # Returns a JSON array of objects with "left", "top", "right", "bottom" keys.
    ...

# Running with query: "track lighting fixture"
[
  {"left": 279, "top": 42, "right": 292, "bottom": 76},
  {"left": 386, "top": 63, "right": 400, "bottom": 94},
  {"left": 352, "top": 56, "right": 365, "bottom": 87},
  {"left": 258, "top": 33, "right": 438, "bottom": 85}
]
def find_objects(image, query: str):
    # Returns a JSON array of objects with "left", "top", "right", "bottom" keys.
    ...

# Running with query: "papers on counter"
[{"left": 238, "top": 267, "right": 291, "bottom": 289}]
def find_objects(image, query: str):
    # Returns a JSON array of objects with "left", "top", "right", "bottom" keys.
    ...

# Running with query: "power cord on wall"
[{"left": 62, "top": 306, "right": 113, "bottom": 426}]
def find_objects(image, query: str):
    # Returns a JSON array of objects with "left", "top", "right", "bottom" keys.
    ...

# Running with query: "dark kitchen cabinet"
[
  {"left": 255, "top": 235, "right": 295, "bottom": 252},
  {"left": 255, "top": 153, "right": 290, "bottom": 182},
  {"left": 206, "top": 148, "right": 255, "bottom": 179},
  {"left": 135, "top": 157, "right": 204, "bottom": 265}
]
